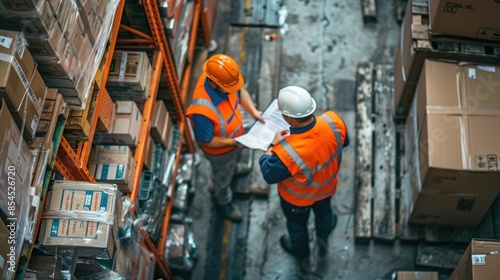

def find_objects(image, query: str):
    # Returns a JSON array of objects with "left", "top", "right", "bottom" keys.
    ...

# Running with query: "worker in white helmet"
[{"left": 259, "top": 86, "right": 350, "bottom": 268}]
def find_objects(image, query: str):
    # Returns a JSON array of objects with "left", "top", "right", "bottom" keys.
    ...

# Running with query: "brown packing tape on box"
[{"left": 410, "top": 60, "right": 500, "bottom": 194}]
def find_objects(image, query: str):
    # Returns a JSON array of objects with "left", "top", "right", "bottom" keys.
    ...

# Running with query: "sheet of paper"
[{"left": 235, "top": 99, "right": 289, "bottom": 151}]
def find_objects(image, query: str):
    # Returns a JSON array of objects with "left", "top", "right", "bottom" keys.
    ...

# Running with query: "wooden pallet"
[
  {"left": 355, "top": 63, "right": 398, "bottom": 243},
  {"left": 354, "top": 62, "right": 374, "bottom": 242},
  {"left": 361, "top": 0, "right": 377, "bottom": 23},
  {"left": 354, "top": 62, "right": 500, "bottom": 244}
]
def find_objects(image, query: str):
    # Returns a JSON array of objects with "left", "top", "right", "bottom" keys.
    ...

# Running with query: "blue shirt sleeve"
[
  {"left": 343, "top": 131, "right": 350, "bottom": 147},
  {"left": 191, "top": 114, "right": 214, "bottom": 143},
  {"left": 259, "top": 153, "right": 291, "bottom": 184}
]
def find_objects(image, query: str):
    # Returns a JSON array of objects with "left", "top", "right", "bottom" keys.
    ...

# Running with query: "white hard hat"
[{"left": 277, "top": 86, "right": 316, "bottom": 118}]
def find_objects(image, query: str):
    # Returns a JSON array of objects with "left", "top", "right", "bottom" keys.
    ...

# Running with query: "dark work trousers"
[
  {"left": 204, "top": 147, "right": 240, "bottom": 205},
  {"left": 279, "top": 195, "right": 334, "bottom": 260}
]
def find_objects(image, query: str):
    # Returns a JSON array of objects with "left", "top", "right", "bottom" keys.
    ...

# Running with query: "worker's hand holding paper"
[{"left": 235, "top": 98, "right": 289, "bottom": 151}]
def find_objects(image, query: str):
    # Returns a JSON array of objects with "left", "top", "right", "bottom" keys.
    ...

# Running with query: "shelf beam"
[
  {"left": 157, "top": 135, "right": 185, "bottom": 260},
  {"left": 120, "top": 24, "right": 154, "bottom": 40},
  {"left": 143, "top": 0, "right": 195, "bottom": 153},
  {"left": 56, "top": 136, "right": 96, "bottom": 182},
  {"left": 140, "top": 228, "right": 172, "bottom": 278}
]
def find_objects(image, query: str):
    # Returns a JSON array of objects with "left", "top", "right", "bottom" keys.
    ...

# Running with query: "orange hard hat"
[{"left": 203, "top": 54, "right": 244, "bottom": 93}]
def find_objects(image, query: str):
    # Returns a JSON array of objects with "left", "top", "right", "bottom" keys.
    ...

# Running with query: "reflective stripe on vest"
[
  {"left": 278, "top": 181, "right": 336, "bottom": 200},
  {"left": 190, "top": 98, "right": 243, "bottom": 138},
  {"left": 279, "top": 113, "right": 343, "bottom": 189}
]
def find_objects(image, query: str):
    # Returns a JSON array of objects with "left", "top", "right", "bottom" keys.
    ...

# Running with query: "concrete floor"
[{"left": 185, "top": 0, "right": 433, "bottom": 279}]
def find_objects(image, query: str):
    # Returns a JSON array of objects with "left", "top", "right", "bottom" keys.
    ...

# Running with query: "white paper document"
[{"left": 235, "top": 99, "right": 289, "bottom": 151}]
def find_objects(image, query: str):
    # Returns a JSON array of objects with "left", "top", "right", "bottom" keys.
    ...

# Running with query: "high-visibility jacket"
[
  {"left": 186, "top": 74, "right": 244, "bottom": 155},
  {"left": 273, "top": 112, "right": 347, "bottom": 206}
]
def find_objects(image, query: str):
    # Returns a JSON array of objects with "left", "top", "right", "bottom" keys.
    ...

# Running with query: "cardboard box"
[
  {"left": 10, "top": 68, "right": 47, "bottom": 140},
  {"left": 450, "top": 239, "right": 500, "bottom": 279},
  {"left": 0, "top": 1, "right": 56, "bottom": 36},
  {"left": 96, "top": 89, "right": 114, "bottom": 132},
  {"left": 0, "top": 30, "right": 36, "bottom": 111},
  {"left": 25, "top": 21, "right": 65, "bottom": 57},
  {"left": 95, "top": 101, "right": 142, "bottom": 146},
  {"left": 409, "top": 191, "right": 498, "bottom": 228},
  {"left": 107, "top": 50, "right": 151, "bottom": 93},
  {"left": 0, "top": 219, "right": 11, "bottom": 280},
  {"left": 89, "top": 145, "right": 136, "bottom": 194},
  {"left": 39, "top": 181, "right": 118, "bottom": 259},
  {"left": 150, "top": 100, "right": 168, "bottom": 147},
  {"left": 0, "top": 99, "right": 33, "bottom": 221},
  {"left": 144, "top": 137, "right": 155, "bottom": 171},
  {"left": 0, "top": 100, "right": 33, "bottom": 274},
  {"left": 0, "top": 0, "right": 44, "bottom": 11},
  {"left": 396, "top": 271, "right": 438, "bottom": 280},
  {"left": 392, "top": 1, "right": 500, "bottom": 121},
  {"left": 412, "top": 60, "right": 500, "bottom": 193},
  {"left": 415, "top": 60, "right": 500, "bottom": 131},
  {"left": 429, "top": 0, "right": 500, "bottom": 42}
]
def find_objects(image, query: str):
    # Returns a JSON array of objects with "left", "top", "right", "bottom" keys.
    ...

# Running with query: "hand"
[
  {"left": 231, "top": 138, "right": 244, "bottom": 148},
  {"left": 272, "top": 129, "right": 289, "bottom": 145},
  {"left": 253, "top": 110, "right": 265, "bottom": 123}
]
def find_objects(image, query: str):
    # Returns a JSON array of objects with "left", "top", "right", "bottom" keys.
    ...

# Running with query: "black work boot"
[
  {"left": 217, "top": 202, "right": 243, "bottom": 223},
  {"left": 317, "top": 213, "right": 338, "bottom": 257},
  {"left": 280, "top": 235, "right": 311, "bottom": 273}
]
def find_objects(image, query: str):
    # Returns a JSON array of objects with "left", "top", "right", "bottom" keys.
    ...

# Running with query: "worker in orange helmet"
[
  {"left": 259, "top": 86, "right": 349, "bottom": 267},
  {"left": 186, "top": 54, "right": 264, "bottom": 222}
]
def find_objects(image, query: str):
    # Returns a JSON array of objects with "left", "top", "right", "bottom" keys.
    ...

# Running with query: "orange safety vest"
[
  {"left": 186, "top": 74, "right": 244, "bottom": 155},
  {"left": 273, "top": 112, "right": 347, "bottom": 207}
]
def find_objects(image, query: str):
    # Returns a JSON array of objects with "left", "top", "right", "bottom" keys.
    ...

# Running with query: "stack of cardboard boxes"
[
  {"left": 0, "top": 100, "right": 34, "bottom": 280},
  {"left": 0, "top": 0, "right": 120, "bottom": 108},
  {"left": 395, "top": 1, "right": 500, "bottom": 278},
  {"left": 0, "top": 30, "right": 47, "bottom": 140},
  {"left": 397, "top": 0, "right": 500, "bottom": 229},
  {"left": 404, "top": 60, "right": 500, "bottom": 229}
]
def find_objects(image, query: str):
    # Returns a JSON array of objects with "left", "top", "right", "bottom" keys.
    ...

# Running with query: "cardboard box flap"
[{"left": 450, "top": 239, "right": 500, "bottom": 279}]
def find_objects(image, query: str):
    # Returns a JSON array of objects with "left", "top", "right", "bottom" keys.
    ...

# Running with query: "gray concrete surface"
[{"left": 186, "top": 0, "right": 426, "bottom": 279}]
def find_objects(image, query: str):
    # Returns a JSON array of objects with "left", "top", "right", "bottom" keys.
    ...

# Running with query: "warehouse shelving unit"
[{"left": 27, "top": 0, "right": 213, "bottom": 278}]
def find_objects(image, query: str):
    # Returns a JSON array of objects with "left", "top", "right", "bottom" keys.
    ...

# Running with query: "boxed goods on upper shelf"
[{"left": 0, "top": 0, "right": 121, "bottom": 108}]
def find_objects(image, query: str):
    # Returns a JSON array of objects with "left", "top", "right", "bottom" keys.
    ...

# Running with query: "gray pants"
[{"left": 204, "top": 148, "right": 240, "bottom": 205}]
